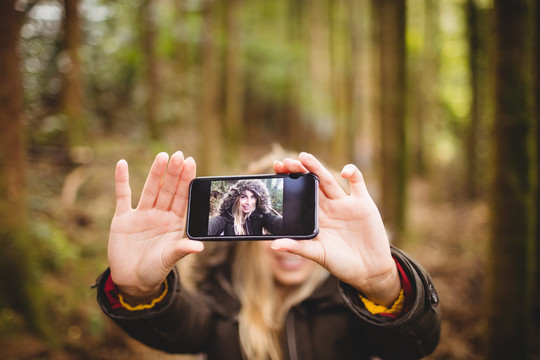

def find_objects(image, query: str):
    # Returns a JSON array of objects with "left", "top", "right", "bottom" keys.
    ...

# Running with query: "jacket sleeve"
[
  {"left": 262, "top": 211, "right": 284, "bottom": 235},
  {"left": 95, "top": 267, "right": 214, "bottom": 354},
  {"left": 208, "top": 215, "right": 226, "bottom": 236},
  {"left": 339, "top": 247, "right": 441, "bottom": 359}
]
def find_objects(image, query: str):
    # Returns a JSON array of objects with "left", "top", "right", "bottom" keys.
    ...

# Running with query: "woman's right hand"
[{"left": 108, "top": 151, "right": 204, "bottom": 304}]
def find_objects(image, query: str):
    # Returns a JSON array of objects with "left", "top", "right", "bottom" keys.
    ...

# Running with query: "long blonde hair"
[
  {"left": 232, "top": 242, "right": 328, "bottom": 360},
  {"left": 232, "top": 195, "right": 252, "bottom": 235}
]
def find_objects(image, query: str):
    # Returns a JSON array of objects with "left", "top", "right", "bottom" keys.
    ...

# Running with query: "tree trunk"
[
  {"left": 308, "top": 0, "right": 332, "bottom": 156},
  {"left": 329, "top": 0, "right": 350, "bottom": 165},
  {"left": 412, "top": 0, "right": 440, "bottom": 178},
  {"left": 465, "top": 0, "right": 488, "bottom": 199},
  {"left": 373, "top": 0, "right": 407, "bottom": 244},
  {"left": 141, "top": 0, "right": 160, "bottom": 140},
  {"left": 198, "top": 0, "right": 222, "bottom": 175},
  {"left": 0, "top": 3, "right": 25, "bottom": 242},
  {"left": 279, "top": 0, "right": 303, "bottom": 151},
  {"left": 485, "top": 0, "right": 535, "bottom": 358},
  {"left": 224, "top": 0, "right": 244, "bottom": 163},
  {"left": 0, "top": 1, "right": 49, "bottom": 338},
  {"left": 62, "top": 0, "right": 86, "bottom": 149},
  {"left": 533, "top": 0, "right": 540, "bottom": 353},
  {"left": 349, "top": 0, "right": 376, "bottom": 173}
]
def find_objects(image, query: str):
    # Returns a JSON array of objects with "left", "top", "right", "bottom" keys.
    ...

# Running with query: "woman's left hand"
[{"left": 272, "top": 153, "right": 401, "bottom": 307}]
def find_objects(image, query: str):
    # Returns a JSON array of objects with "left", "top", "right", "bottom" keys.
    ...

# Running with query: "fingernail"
[{"left": 271, "top": 243, "right": 288, "bottom": 252}]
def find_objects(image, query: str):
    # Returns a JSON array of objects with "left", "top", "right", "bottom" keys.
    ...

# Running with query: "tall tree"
[
  {"left": 281, "top": 0, "right": 304, "bottom": 150},
  {"left": 464, "top": 0, "right": 487, "bottom": 199},
  {"left": 308, "top": 0, "right": 332, "bottom": 155},
  {"left": 224, "top": 0, "right": 244, "bottom": 162},
  {"left": 0, "top": 1, "right": 49, "bottom": 338},
  {"left": 410, "top": 0, "right": 440, "bottom": 178},
  {"left": 198, "top": 0, "right": 223, "bottom": 175},
  {"left": 485, "top": 0, "right": 536, "bottom": 358},
  {"left": 141, "top": 0, "right": 160, "bottom": 140},
  {"left": 61, "top": 0, "right": 86, "bottom": 148},
  {"left": 349, "top": 0, "right": 376, "bottom": 172},
  {"left": 533, "top": 0, "right": 540, "bottom": 352},
  {"left": 372, "top": 0, "right": 407, "bottom": 243},
  {"left": 329, "top": 0, "right": 351, "bottom": 165}
]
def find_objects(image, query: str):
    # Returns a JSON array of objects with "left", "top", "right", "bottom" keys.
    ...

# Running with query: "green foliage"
[
  {"left": 439, "top": 0, "right": 472, "bottom": 121},
  {"left": 82, "top": 0, "right": 144, "bottom": 128},
  {"left": 31, "top": 219, "right": 78, "bottom": 272},
  {"left": 262, "top": 178, "right": 284, "bottom": 214},
  {"left": 0, "top": 228, "right": 53, "bottom": 341},
  {"left": 20, "top": 0, "right": 64, "bottom": 131}
]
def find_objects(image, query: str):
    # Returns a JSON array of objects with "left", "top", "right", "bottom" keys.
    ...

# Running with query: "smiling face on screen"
[{"left": 239, "top": 190, "right": 257, "bottom": 214}]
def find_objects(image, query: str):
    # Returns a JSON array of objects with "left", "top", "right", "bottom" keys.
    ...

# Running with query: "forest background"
[{"left": 0, "top": 0, "right": 538, "bottom": 359}]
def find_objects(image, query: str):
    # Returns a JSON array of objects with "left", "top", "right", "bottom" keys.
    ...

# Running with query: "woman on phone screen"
[{"left": 207, "top": 179, "right": 283, "bottom": 236}]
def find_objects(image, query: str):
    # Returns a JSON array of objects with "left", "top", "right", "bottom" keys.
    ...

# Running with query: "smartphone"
[{"left": 186, "top": 173, "right": 318, "bottom": 240}]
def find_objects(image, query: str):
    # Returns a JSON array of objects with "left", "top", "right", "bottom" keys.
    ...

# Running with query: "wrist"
[
  {"left": 117, "top": 283, "right": 165, "bottom": 307},
  {"left": 359, "top": 288, "right": 405, "bottom": 316},
  {"left": 354, "top": 264, "right": 402, "bottom": 307}
]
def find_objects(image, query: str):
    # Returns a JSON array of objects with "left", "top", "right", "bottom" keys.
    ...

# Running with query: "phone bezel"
[{"left": 186, "top": 173, "right": 319, "bottom": 241}]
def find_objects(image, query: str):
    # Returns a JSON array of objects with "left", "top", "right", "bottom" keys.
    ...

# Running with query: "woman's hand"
[
  {"left": 108, "top": 152, "right": 204, "bottom": 304},
  {"left": 272, "top": 153, "right": 401, "bottom": 307}
]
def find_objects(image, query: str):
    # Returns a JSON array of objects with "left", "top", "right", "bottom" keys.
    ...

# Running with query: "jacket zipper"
[{"left": 286, "top": 311, "right": 299, "bottom": 360}]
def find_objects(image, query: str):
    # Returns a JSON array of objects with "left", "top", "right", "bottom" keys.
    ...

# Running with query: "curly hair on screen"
[{"left": 218, "top": 179, "right": 273, "bottom": 235}]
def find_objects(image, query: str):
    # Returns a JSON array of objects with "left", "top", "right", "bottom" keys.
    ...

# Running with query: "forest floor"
[
  {"left": 404, "top": 178, "right": 487, "bottom": 359},
  {"left": 0, "top": 141, "right": 509, "bottom": 360}
]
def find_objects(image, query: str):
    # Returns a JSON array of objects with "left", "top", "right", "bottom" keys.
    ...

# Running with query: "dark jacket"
[
  {"left": 96, "top": 247, "right": 441, "bottom": 360},
  {"left": 208, "top": 207, "right": 283, "bottom": 236}
]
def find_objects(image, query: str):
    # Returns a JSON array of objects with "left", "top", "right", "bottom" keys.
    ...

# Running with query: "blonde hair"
[
  {"left": 232, "top": 191, "right": 256, "bottom": 235},
  {"left": 232, "top": 197, "right": 248, "bottom": 235},
  {"left": 232, "top": 242, "right": 327, "bottom": 360}
]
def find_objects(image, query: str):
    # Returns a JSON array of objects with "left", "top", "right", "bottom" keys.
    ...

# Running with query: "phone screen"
[{"left": 186, "top": 173, "right": 318, "bottom": 240}]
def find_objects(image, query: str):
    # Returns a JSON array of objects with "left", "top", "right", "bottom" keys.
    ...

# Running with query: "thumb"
[
  {"left": 115, "top": 159, "right": 132, "bottom": 215},
  {"left": 271, "top": 238, "right": 325, "bottom": 266},
  {"left": 163, "top": 239, "right": 204, "bottom": 269}
]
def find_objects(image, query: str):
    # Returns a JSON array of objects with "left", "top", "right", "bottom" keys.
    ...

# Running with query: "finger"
[
  {"left": 282, "top": 157, "right": 309, "bottom": 173},
  {"left": 155, "top": 151, "right": 185, "bottom": 211},
  {"left": 271, "top": 238, "right": 325, "bottom": 266},
  {"left": 299, "top": 152, "right": 343, "bottom": 199},
  {"left": 273, "top": 160, "right": 285, "bottom": 173},
  {"left": 171, "top": 156, "right": 196, "bottom": 217},
  {"left": 115, "top": 159, "right": 132, "bottom": 215},
  {"left": 341, "top": 164, "right": 369, "bottom": 198},
  {"left": 137, "top": 153, "right": 169, "bottom": 210}
]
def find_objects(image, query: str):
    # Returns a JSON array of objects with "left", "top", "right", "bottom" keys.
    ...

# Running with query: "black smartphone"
[{"left": 186, "top": 173, "right": 319, "bottom": 240}]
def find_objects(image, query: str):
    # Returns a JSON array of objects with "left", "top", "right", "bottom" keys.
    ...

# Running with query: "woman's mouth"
[{"left": 274, "top": 253, "right": 308, "bottom": 270}]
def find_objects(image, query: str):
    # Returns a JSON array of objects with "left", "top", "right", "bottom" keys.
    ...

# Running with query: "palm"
[
  {"left": 315, "top": 192, "right": 391, "bottom": 287},
  {"left": 109, "top": 210, "right": 183, "bottom": 289}
]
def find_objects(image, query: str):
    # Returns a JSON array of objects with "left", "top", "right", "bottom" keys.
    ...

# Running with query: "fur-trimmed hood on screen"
[{"left": 217, "top": 179, "right": 272, "bottom": 215}]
